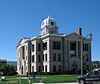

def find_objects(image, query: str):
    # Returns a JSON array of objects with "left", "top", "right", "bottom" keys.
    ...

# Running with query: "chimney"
[{"left": 77, "top": 27, "right": 82, "bottom": 36}]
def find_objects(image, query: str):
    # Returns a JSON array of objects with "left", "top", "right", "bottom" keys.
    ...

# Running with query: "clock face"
[{"left": 51, "top": 22, "right": 54, "bottom": 25}]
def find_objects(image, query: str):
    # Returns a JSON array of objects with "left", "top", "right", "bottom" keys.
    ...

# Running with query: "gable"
[
  {"left": 17, "top": 37, "right": 29, "bottom": 46},
  {"left": 66, "top": 33, "right": 82, "bottom": 41}
]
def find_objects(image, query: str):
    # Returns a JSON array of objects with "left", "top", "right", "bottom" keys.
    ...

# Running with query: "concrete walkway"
[{"left": 33, "top": 82, "right": 78, "bottom": 84}]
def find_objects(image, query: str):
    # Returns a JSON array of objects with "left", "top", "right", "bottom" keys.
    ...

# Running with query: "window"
[
  {"left": 38, "top": 66, "right": 41, "bottom": 72},
  {"left": 58, "top": 53, "right": 61, "bottom": 61},
  {"left": 51, "top": 22, "right": 54, "bottom": 25},
  {"left": 22, "top": 46, "right": 25, "bottom": 59},
  {"left": 45, "top": 54, "right": 47, "bottom": 61},
  {"left": 43, "top": 42, "right": 47, "bottom": 50},
  {"left": 32, "top": 66, "right": 34, "bottom": 72},
  {"left": 83, "top": 55, "right": 85, "bottom": 61},
  {"left": 45, "top": 65, "right": 47, "bottom": 72},
  {"left": 53, "top": 41, "right": 61, "bottom": 50},
  {"left": 86, "top": 54, "right": 89, "bottom": 62},
  {"left": 38, "top": 43, "right": 41, "bottom": 51},
  {"left": 70, "top": 54, "right": 76, "bottom": 58},
  {"left": 21, "top": 66, "right": 23, "bottom": 74},
  {"left": 70, "top": 41, "right": 76, "bottom": 50},
  {"left": 50, "top": 30, "right": 53, "bottom": 34},
  {"left": 53, "top": 65, "right": 56, "bottom": 72},
  {"left": 83, "top": 44, "right": 88, "bottom": 51},
  {"left": 78, "top": 42, "right": 81, "bottom": 58},
  {"left": 38, "top": 55, "right": 41, "bottom": 62},
  {"left": 70, "top": 41, "right": 76, "bottom": 58},
  {"left": 58, "top": 65, "right": 61, "bottom": 72},
  {"left": 32, "top": 44, "right": 34, "bottom": 52},
  {"left": 32, "top": 55, "right": 34, "bottom": 62},
  {"left": 26, "top": 56, "right": 27, "bottom": 60},
  {"left": 43, "top": 54, "right": 44, "bottom": 61},
  {"left": 42, "top": 66, "right": 44, "bottom": 72},
  {"left": 53, "top": 53, "right": 56, "bottom": 61},
  {"left": 86, "top": 65, "right": 89, "bottom": 70}
]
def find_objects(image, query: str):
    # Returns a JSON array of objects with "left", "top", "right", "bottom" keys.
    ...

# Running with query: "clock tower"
[{"left": 40, "top": 16, "right": 58, "bottom": 35}]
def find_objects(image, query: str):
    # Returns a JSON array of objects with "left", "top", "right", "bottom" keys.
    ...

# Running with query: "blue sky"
[{"left": 0, "top": 0, "right": 100, "bottom": 61}]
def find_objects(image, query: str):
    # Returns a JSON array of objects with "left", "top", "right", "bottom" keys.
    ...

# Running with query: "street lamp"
[{"left": 81, "top": 33, "right": 92, "bottom": 76}]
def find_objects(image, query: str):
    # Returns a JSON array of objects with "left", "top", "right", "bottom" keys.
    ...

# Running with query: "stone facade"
[{"left": 17, "top": 17, "right": 92, "bottom": 75}]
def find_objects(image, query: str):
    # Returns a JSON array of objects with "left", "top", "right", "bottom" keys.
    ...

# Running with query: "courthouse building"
[{"left": 17, "top": 17, "right": 92, "bottom": 75}]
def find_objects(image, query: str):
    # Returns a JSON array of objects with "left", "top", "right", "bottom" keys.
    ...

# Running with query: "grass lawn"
[
  {"left": 41, "top": 75, "right": 77, "bottom": 83},
  {"left": 0, "top": 74, "right": 77, "bottom": 84},
  {"left": 0, "top": 76, "right": 28, "bottom": 84}
]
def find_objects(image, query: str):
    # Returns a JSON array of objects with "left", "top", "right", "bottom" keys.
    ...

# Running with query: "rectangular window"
[
  {"left": 86, "top": 54, "right": 89, "bottom": 62},
  {"left": 38, "top": 66, "right": 41, "bottom": 72},
  {"left": 83, "top": 44, "right": 88, "bottom": 51},
  {"left": 43, "top": 42, "right": 47, "bottom": 50},
  {"left": 32, "top": 55, "right": 34, "bottom": 62},
  {"left": 70, "top": 41, "right": 76, "bottom": 50},
  {"left": 26, "top": 56, "right": 27, "bottom": 60},
  {"left": 58, "top": 65, "right": 61, "bottom": 72},
  {"left": 42, "top": 66, "right": 44, "bottom": 72},
  {"left": 70, "top": 41, "right": 76, "bottom": 58},
  {"left": 38, "top": 43, "right": 41, "bottom": 51},
  {"left": 43, "top": 54, "right": 44, "bottom": 61},
  {"left": 58, "top": 53, "right": 61, "bottom": 61},
  {"left": 53, "top": 65, "right": 56, "bottom": 72},
  {"left": 38, "top": 55, "right": 41, "bottom": 62},
  {"left": 45, "top": 65, "right": 47, "bottom": 72},
  {"left": 22, "top": 46, "right": 25, "bottom": 59},
  {"left": 32, "top": 66, "right": 34, "bottom": 72},
  {"left": 78, "top": 42, "right": 81, "bottom": 58},
  {"left": 53, "top": 53, "right": 56, "bottom": 61},
  {"left": 53, "top": 41, "right": 61, "bottom": 50},
  {"left": 70, "top": 54, "right": 76, "bottom": 58},
  {"left": 45, "top": 54, "right": 47, "bottom": 61},
  {"left": 32, "top": 44, "right": 34, "bottom": 52}
]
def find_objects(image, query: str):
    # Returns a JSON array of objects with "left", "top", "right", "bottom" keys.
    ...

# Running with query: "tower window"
[{"left": 51, "top": 22, "right": 54, "bottom": 25}]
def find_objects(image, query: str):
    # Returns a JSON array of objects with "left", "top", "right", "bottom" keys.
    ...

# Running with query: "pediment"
[
  {"left": 17, "top": 37, "right": 29, "bottom": 45},
  {"left": 66, "top": 33, "right": 82, "bottom": 40}
]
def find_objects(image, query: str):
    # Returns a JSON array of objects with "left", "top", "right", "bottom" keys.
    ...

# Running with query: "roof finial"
[{"left": 48, "top": 16, "right": 50, "bottom": 19}]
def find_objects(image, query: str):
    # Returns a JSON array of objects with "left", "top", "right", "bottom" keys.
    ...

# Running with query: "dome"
[{"left": 41, "top": 16, "right": 57, "bottom": 28}]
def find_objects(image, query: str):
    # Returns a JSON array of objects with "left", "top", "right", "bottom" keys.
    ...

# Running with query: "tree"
[
  {"left": 92, "top": 61, "right": 100, "bottom": 69},
  {"left": 0, "top": 64, "right": 16, "bottom": 76}
]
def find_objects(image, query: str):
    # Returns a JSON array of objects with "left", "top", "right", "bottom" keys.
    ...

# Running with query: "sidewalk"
[{"left": 33, "top": 82, "right": 78, "bottom": 84}]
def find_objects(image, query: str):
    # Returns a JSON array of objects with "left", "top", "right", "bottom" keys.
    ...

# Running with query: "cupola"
[{"left": 40, "top": 16, "right": 58, "bottom": 35}]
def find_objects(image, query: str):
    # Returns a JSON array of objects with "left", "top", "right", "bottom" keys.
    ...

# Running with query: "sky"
[{"left": 0, "top": 0, "right": 100, "bottom": 61}]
